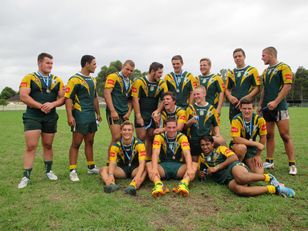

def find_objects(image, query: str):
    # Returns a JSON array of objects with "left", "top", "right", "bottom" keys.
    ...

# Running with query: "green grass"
[{"left": 0, "top": 107, "right": 307, "bottom": 230}]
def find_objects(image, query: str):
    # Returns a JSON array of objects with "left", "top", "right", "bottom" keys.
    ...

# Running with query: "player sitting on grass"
[
  {"left": 230, "top": 98, "right": 267, "bottom": 174},
  {"left": 147, "top": 118, "right": 197, "bottom": 197},
  {"left": 198, "top": 135, "right": 295, "bottom": 198},
  {"left": 100, "top": 121, "right": 147, "bottom": 196}
]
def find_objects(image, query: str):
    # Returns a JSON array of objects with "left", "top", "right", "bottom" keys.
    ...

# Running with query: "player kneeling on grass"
[
  {"left": 198, "top": 135, "right": 295, "bottom": 198},
  {"left": 147, "top": 118, "right": 197, "bottom": 198},
  {"left": 230, "top": 99, "right": 267, "bottom": 174},
  {"left": 100, "top": 121, "right": 147, "bottom": 196}
]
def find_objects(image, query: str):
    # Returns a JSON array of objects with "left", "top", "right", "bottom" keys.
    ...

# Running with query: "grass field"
[{"left": 0, "top": 107, "right": 307, "bottom": 231}]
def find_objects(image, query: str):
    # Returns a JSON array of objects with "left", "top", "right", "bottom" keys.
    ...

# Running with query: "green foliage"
[
  {"left": 288, "top": 66, "right": 308, "bottom": 102},
  {"left": 0, "top": 87, "right": 16, "bottom": 100},
  {"left": 0, "top": 98, "right": 8, "bottom": 106}
]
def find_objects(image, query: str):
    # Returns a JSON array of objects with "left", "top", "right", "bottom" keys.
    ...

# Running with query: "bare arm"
[
  {"left": 208, "top": 154, "right": 238, "bottom": 174},
  {"left": 256, "top": 135, "right": 266, "bottom": 156},
  {"left": 20, "top": 88, "right": 43, "bottom": 109},
  {"left": 233, "top": 136, "right": 264, "bottom": 150},
  {"left": 104, "top": 88, "right": 119, "bottom": 120},
  {"left": 65, "top": 98, "right": 75, "bottom": 127},
  {"left": 216, "top": 92, "right": 225, "bottom": 115},
  {"left": 94, "top": 96, "right": 102, "bottom": 122}
]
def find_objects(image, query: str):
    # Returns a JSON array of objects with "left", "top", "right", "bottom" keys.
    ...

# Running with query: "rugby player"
[
  {"left": 225, "top": 48, "right": 260, "bottom": 122},
  {"left": 100, "top": 121, "right": 147, "bottom": 196},
  {"left": 147, "top": 118, "right": 197, "bottom": 197},
  {"left": 198, "top": 136, "right": 295, "bottom": 198},
  {"left": 259, "top": 47, "right": 297, "bottom": 175},
  {"left": 65, "top": 55, "right": 102, "bottom": 182},
  {"left": 18, "top": 53, "right": 65, "bottom": 189},
  {"left": 230, "top": 99, "right": 266, "bottom": 174}
]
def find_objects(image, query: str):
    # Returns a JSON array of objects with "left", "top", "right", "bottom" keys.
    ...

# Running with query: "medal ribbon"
[
  {"left": 121, "top": 137, "right": 135, "bottom": 166},
  {"left": 37, "top": 72, "right": 51, "bottom": 92}
]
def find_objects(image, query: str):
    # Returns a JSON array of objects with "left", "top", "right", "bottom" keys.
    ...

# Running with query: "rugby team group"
[{"left": 17, "top": 47, "right": 296, "bottom": 198}]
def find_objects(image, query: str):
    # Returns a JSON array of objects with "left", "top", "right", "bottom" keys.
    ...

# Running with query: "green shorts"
[
  {"left": 71, "top": 121, "right": 97, "bottom": 135},
  {"left": 212, "top": 161, "right": 247, "bottom": 185},
  {"left": 118, "top": 164, "right": 138, "bottom": 178},
  {"left": 229, "top": 141, "right": 257, "bottom": 161},
  {"left": 160, "top": 161, "right": 182, "bottom": 180},
  {"left": 23, "top": 113, "right": 58, "bottom": 133},
  {"left": 106, "top": 110, "right": 126, "bottom": 125}
]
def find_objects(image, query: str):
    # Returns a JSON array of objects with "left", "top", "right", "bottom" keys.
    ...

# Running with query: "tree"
[
  {"left": 0, "top": 87, "right": 17, "bottom": 100},
  {"left": 0, "top": 98, "right": 8, "bottom": 106},
  {"left": 287, "top": 66, "right": 308, "bottom": 103}
]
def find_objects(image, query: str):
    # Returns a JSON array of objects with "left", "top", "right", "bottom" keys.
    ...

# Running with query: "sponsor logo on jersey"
[
  {"left": 109, "top": 152, "right": 116, "bottom": 158},
  {"left": 182, "top": 141, "right": 189, "bottom": 147},
  {"left": 285, "top": 74, "right": 292, "bottom": 80},
  {"left": 140, "top": 150, "right": 146, "bottom": 156},
  {"left": 153, "top": 140, "right": 160, "bottom": 146},
  {"left": 65, "top": 87, "right": 70, "bottom": 93},
  {"left": 107, "top": 79, "right": 115, "bottom": 85},
  {"left": 231, "top": 127, "right": 239, "bottom": 133},
  {"left": 132, "top": 86, "right": 137, "bottom": 93},
  {"left": 261, "top": 124, "right": 267, "bottom": 131},
  {"left": 20, "top": 82, "right": 28, "bottom": 87}
]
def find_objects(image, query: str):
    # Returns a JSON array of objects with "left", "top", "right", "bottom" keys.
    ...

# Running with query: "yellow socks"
[
  {"left": 267, "top": 185, "right": 276, "bottom": 194},
  {"left": 263, "top": 174, "right": 270, "bottom": 183}
]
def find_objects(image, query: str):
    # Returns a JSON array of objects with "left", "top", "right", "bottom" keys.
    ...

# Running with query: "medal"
[
  {"left": 150, "top": 85, "right": 154, "bottom": 92},
  {"left": 46, "top": 89, "right": 50, "bottom": 93},
  {"left": 128, "top": 163, "right": 131, "bottom": 167},
  {"left": 172, "top": 156, "right": 176, "bottom": 160},
  {"left": 176, "top": 89, "right": 180, "bottom": 93}
]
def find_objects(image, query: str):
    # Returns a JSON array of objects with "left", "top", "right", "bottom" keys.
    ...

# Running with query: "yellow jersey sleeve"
[
  {"left": 212, "top": 107, "right": 220, "bottom": 126},
  {"left": 153, "top": 135, "right": 164, "bottom": 150},
  {"left": 136, "top": 143, "right": 147, "bottom": 161},
  {"left": 177, "top": 108, "right": 187, "bottom": 124},
  {"left": 131, "top": 78, "right": 142, "bottom": 98},
  {"left": 64, "top": 77, "right": 79, "bottom": 99},
  {"left": 19, "top": 74, "right": 33, "bottom": 89},
  {"left": 231, "top": 118, "right": 242, "bottom": 137},
  {"left": 179, "top": 135, "right": 190, "bottom": 150},
  {"left": 217, "top": 146, "right": 235, "bottom": 158},
  {"left": 109, "top": 145, "right": 120, "bottom": 163},
  {"left": 250, "top": 67, "right": 261, "bottom": 86},
  {"left": 216, "top": 75, "right": 225, "bottom": 93},
  {"left": 258, "top": 117, "right": 267, "bottom": 136},
  {"left": 226, "top": 70, "right": 235, "bottom": 89},
  {"left": 105, "top": 73, "right": 118, "bottom": 89},
  {"left": 281, "top": 64, "right": 293, "bottom": 84}
]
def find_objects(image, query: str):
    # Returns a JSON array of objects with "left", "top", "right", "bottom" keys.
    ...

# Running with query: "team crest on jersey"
[
  {"left": 199, "top": 110, "right": 205, "bottom": 116},
  {"left": 237, "top": 72, "right": 242, "bottom": 78}
]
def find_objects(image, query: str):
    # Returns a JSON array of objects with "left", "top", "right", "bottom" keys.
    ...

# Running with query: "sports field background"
[{"left": 0, "top": 107, "right": 307, "bottom": 230}]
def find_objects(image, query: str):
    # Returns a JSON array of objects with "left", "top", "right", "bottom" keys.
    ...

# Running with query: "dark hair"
[
  {"left": 149, "top": 62, "right": 163, "bottom": 73},
  {"left": 81, "top": 55, "right": 95, "bottom": 68},
  {"left": 171, "top": 55, "right": 183, "bottom": 64},
  {"left": 37, "top": 53, "right": 53, "bottom": 62},
  {"left": 165, "top": 117, "right": 177, "bottom": 125},
  {"left": 163, "top": 91, "right": 176, "bottom": 101},
  {"left": 233, "top": 48, "right": 246, "bottom": 57},
  {"left": 240, "top": 98, "right": 253, "bottom": 106},
  {"left": 199, "top": 135, "right": 214, "bottom": 144}
]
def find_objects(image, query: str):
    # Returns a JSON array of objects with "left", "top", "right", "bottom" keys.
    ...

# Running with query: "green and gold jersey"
[
  {"left": 153, "top": 132, "right": 190, "bottom": 162},
  {"left": 131, "top": 76, "right": 168, "bottom": 121},
  {"left": 65, "top": 73, "right": 97, "bottom": 123},
  {"left": 231, "top": 113, "right": 267, "bottom": 141},
  {"left": 261, "top": 62, "right": 293, "bottom": 110},
  {"left": 164, "top": 71, "right": 198, "bottom": 108},
  {"left": 160, "top": 106, "right": 187, "bottom": 126},
  {"left": 186, "top": 103, "right": 220, "bottom": 140},
  {"left": 109, "top": 137, "right": 146, "bottom": 167},
  {"left": 105, "top": 72, "right": 132, "bottom": 115},
  {"left": 19, "top": 72, "right": 64, "bottom": 117},
  {"left": 197, "top": 74, "right": 225, "bottom": 108},
  {"left": 226, "top": 66, "right": 260, "bottom": 99},
  {"left": 198, "top": 146, "right": 235, "bottom": 169}
]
